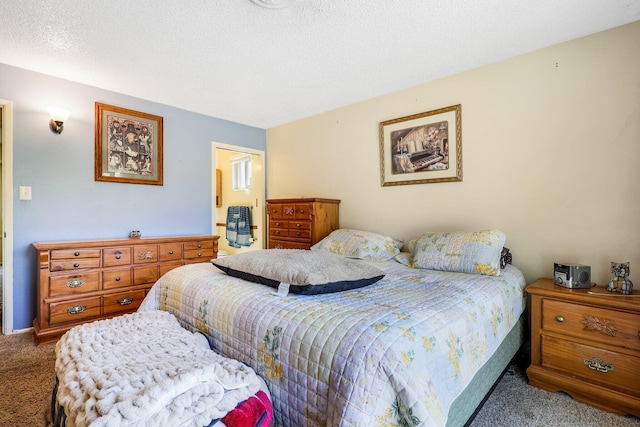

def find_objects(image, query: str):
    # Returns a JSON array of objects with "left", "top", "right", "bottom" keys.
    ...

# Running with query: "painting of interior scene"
[
  {"left": 107, "top": 115, "right": 155, "bottom": 176},
  {"left": 391, "top": 120, "right": 449, "bottom": 174}
]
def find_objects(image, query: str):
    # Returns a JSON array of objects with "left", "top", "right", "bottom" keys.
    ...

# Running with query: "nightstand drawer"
[
  {"left": 542, "top": 335, "right": 640, "bottom": 397},
  {"left": 543, "top": 299, "right": 640, "bottom": 351}
]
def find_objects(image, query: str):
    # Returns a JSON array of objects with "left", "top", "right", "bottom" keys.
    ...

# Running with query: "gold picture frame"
[
  {"left": 95, "top": 102, "right": 163, "bottom": 185},
  {"left": 379, "top": 104, "right": 461, "bottom": 186}
]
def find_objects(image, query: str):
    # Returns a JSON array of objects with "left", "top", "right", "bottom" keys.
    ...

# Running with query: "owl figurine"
[{"left": 607, "top": 261, "right": 633, "bottom": 295}]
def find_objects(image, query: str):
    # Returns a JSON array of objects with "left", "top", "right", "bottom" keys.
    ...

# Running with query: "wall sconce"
[{"left": 48, "top": 108, "right": 70, "bottom": 134}]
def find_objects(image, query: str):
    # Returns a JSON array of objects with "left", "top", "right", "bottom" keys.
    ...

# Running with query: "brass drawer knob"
[
  {"left": 118, "top": 297, "right": 134, "bottom": 305},
  {"left": 556, "top": 316, "right": 565, "bottom": 323},
  {"left": 169, "top": 250, "right": 174, "bottom": 255},
  {"left": 67, "top": 305, "right": 86, "bottom": 315},
  {"left": 115, "top": 255, "right": 121, "bottom": 260},
  {"left": 74, "top": 252, "right": 80, "bottom": 257},
  {"left": 66, "top": 279, "right": 85, "bottom": 288},
  {"left": 115, "top": 277, "right": 121, "bottom": 282},
  {"left": 583, "top": 357, "right": 614, "bottom": 373},
  {"left": 73, "top": 263, "right": 80, "bottom": 268}
]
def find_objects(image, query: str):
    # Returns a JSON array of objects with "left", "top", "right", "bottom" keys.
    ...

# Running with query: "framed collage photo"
[{"left": 95, "top": 102, "right": 163, "bottom": 185}]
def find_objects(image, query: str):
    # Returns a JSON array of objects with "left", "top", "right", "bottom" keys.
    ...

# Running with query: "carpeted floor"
[
  {"left": 0, "top": 331, "right": 638, "bottom": 426},
  {"left": 0, "top": 332, "right": 57, "bottom": 426}
]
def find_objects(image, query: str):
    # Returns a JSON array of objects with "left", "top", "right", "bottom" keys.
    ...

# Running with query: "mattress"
[{"left": 139, "top": 257, "right": 527, "bottom": 426}]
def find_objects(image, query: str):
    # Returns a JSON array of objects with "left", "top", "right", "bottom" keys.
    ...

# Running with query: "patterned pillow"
[
  {"left": 412, "top": 230, "right": 506, "bottom": 276},
  {"left": 311, "top": 229, "right": 403, "bottom": 260}
]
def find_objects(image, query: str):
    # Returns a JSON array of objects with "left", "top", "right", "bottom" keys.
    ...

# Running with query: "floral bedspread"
[{"left": 139, "top": 258, "right": 526, "bottom": 427}]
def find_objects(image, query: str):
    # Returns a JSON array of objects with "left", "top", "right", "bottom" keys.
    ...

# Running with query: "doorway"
[
  {"left": 211, "top": 142, "right": 265, "bottom": 256},
  {"left": 0, "top": 100, "right": 14, "bottom": 335}
]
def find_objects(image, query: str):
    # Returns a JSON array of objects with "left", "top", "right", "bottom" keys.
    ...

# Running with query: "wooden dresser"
[
  {"left": 33, "top": 235, "right": 219, "bottom": 345},
  {"left": 266, "top": 198, "right": 340, "bottom": 250},
  {"left": 526, "top": 278, "right": 640, "bottom": 417}
]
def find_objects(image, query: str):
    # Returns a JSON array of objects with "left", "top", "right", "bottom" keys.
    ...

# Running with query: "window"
[{"left": 232, "top": 155, "right": 252, "bottom": 191}]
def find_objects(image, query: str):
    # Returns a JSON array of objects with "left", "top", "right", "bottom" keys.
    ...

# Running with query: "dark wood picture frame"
[{"left": 95, "top": 102, "right": 163, "bottom": 185}]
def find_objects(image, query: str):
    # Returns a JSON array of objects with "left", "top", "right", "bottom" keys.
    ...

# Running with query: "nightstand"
[{"left": 526, "top": 278, "right": 640, "bottom": 417}]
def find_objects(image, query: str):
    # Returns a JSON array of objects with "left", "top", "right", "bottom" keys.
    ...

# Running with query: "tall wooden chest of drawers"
[
  {"left": 33, "top": 235, "right": 219, "bottom": 345},
  {"left": 526, "top": 278, "right": 640, "bottom": 417},
  {"left": 266, "top": 198, "right": 340, "bottom": 250}
]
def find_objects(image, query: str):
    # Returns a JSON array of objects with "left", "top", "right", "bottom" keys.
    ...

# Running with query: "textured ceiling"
[{"left": 1, "top": 1, "right": 639, "bottom": 128}]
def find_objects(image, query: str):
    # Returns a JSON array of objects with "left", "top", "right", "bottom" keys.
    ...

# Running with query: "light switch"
[{"left": 19, "top": 186, "right": 32, "bottom": 200}]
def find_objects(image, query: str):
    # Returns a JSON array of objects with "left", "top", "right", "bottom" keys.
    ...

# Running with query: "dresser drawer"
[
  {"left": 160, "top": 261, "right": 183, "bottom": 276},
  {"left": 269, "top": 219, "right": 289, "bottom": 229},
  {"left": 543, "top": 299, "right": 640, "bottom": 352},
  {"left": 293, "top": 203, "right": 313, "bottom": 219},
  {"left": 49, "top": 272, "right": 100, "bottom": 297},
  {"left": 133, "top": 265, "right": 158, "bottom": 285},
  {"left": 50, "top": 248, "right": 101, "bottom": 260},
  {"left": 269, "top": 227, "right": 289, "bottom": 238},
  {"left": 159, "top": 243, "right": 183, "bottom": 261},
  {"left": 133, "top": 245, "right": 158, "bottom": 264},
  {"left": 49, "top": 297, "right": 101, "bottom": 325},
  {"left": 103, "top": 290, "right": 145, "bottom": 315},
  {"left": 184, "top": 241, "right": 214, "bottom": 260},
  {"left": 268, "top": 239, "right": 311, "bottom": 250},
  {"left": 268, "top": 203, "right": 296, "bottom": 220},
  {"left": 286, "top": 228, "right": 311, "bottom": 240},
  {"left": 103, "top": 247, "right": 132, "bottom": 267},
  {"left": 50, "top": 258, "right": 101, "bottom": 271},
  {"left": 542, "top": 335, "right": 640, "bottom": 397},
  {"left": 103, "top": 268, "right": 132, "bottom": 290}
]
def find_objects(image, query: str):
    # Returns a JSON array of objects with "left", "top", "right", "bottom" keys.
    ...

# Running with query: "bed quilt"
[{"left": 139, "top": 258, "right": 526, "bottom": 427}]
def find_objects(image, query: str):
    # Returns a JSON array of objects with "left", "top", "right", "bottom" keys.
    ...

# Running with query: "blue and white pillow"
[
  {"left": 311, "top": 228, "right": 403, "bottom": 261},
  {"left": 411, "top": 230, "right": 506, "bottom": 276}
]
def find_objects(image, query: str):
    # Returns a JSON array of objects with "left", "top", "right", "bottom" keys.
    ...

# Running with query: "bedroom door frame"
[
  {"left": 211, "top": 142, "right": 266, "bottom": 249},
  {"left": 1, "top": 99, "right": 14, "bottom": 335}
]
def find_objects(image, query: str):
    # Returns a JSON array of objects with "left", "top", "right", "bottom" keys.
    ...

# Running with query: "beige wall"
[{"left": 266, "top": 21, "right": 640, "bottom": 286}]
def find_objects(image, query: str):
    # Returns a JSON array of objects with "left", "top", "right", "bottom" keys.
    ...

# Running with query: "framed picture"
[
  {"left": 379, "top": 104, "right": 461, "bottom": 186},
  {"left": 95, "top": 102, "right": 163, "bottom": 185}
]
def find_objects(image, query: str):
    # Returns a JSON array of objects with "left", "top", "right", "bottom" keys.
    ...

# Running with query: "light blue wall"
[{"left": 0, "top": 62, "right": 266, "bottom": 330}]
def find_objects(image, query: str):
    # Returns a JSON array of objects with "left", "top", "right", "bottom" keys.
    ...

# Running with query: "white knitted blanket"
[{"left": 54, "top": 311, "right": 261, "bottom": 427}]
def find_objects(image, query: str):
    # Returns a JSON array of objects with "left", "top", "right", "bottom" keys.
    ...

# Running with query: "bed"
[{"left": 138, "top": 229, "right": 527, "bottom": 427}]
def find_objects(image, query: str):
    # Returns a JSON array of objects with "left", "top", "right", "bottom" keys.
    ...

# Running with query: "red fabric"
[{"left": 221, "top": 390, "right": 273, "bottom": 427}]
